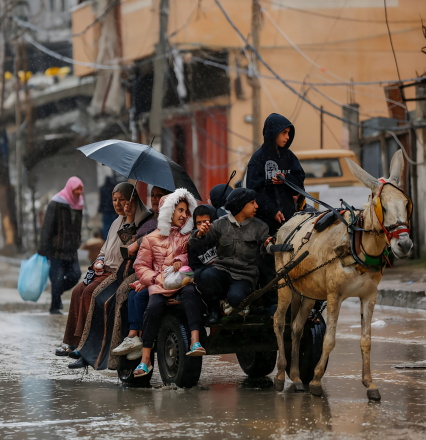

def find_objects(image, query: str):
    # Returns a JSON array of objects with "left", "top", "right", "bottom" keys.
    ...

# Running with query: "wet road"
[{"left": 1, "top": 302, "right": 426, "bottom": 439}]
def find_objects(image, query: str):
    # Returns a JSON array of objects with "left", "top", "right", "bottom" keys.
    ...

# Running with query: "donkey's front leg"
[
  {"left": 289, "top": 297, "right": 315, "bottom": 392},
  {"left": 273, "top": 284, "right": 292, "bottom": 392},
  {"left": 309, "top": 293, "right": 343, "bottom": 396},
  {"left": 360, "top": 291, "right": 381, "bottom": 401}
]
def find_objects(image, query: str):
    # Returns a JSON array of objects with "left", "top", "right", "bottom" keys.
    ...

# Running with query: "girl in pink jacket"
[{"left": 132, "top": 188, "right": 206, "bottom": 377}]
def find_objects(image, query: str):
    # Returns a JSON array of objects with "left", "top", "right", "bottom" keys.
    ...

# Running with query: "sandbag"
[{"left": 18, "top": 253, "right": 50, "bottom": 302}]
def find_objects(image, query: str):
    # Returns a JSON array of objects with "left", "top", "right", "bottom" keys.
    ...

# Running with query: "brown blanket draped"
[{"left": 63, "top": 272, "right": 112, "bottom": 347}]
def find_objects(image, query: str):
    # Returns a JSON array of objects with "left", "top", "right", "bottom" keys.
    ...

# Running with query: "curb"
[
  {"left": 0, "top": 255, "right": 23, "bottom": 267},
  {"left": 376, "top": 288, "right": 426, "bottom": 310}
]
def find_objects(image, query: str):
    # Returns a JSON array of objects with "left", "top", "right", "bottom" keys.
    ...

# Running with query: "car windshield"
[{"left": 300, "top": 158, "right": 342, "bottom": 179}]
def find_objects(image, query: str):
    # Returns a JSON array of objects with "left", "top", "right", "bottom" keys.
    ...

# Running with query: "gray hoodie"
[{"left": 189, "top": 214, "right": 270, "bottom": 289}]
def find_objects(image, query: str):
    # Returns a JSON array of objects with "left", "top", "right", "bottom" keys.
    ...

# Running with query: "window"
[{"left": 300, "top": 158, "right": 342, "bottom": 179}]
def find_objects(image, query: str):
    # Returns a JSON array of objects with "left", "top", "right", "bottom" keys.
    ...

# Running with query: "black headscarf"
[{"left": 224, "top": 188, "right": 257, "bottom": 217}]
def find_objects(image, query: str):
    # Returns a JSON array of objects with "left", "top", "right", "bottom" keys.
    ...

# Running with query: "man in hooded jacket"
[
  {"left": 246, "top": 113, "right": 305, "bottom": 235},
  {"left": 246, "top": 113, "right": 305, "bottom": 316}
]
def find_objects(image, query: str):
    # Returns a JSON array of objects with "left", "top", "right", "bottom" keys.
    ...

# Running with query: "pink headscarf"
[{"left": 51, "top": 177, "right": 84, "bottom": 210}]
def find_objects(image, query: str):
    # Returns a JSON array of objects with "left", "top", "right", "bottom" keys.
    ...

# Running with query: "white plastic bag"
[
  {"left": 163, "top": 265, "right": 194, "bottom": 290},
  {"left": 163, "top": 266, "right": 182, "bottom": 290},
  {"left": 18, "top": 253, "right": 50, "bottom": 302}
]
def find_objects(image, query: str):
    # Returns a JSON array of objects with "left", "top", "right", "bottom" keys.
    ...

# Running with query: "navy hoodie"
[{"left": 247, "top": 113, "right": 305, "bottom": 234}]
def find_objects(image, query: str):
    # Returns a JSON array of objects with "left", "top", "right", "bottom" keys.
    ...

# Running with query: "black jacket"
[
  {"left": 247, "top": 113, "right": 305, "bottom": 234},
  {"left": 38, "top": 201, "right": 82, "bottom": 260},
  {"left": 188, "top": 238, "right": 218, "bottom": 281},
  {"left": 189, "top": 215, "right": 270, "bottom": 289},
  {"left": 188, "top": 204, "right": 219, "bottom": 281}
]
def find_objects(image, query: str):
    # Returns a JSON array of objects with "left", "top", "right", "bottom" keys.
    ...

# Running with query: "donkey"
[{"left": 273, "top": 150, "right": 413, "bottom": 401}]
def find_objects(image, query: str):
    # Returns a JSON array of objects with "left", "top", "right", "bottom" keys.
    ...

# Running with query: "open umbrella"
[{"left": 78, "top": 139, "right": 202, "bottom": 200}]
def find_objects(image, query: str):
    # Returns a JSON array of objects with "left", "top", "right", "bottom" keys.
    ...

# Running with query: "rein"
[
  {"left": 277, "top": 175, "right": 371, "bottom": 268},
  {"left": 276, "top": 175, "right": 413, "bottom": 272}
]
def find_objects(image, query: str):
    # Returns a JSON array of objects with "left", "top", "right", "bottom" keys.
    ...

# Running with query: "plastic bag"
[
  {"left": 163, "top": 265, "right": 194, "bottom": 290},
  {"left": 178, "top": 266, "right": 194, "bottom": 286},
  {"left": 18, "top": 253, "right": 50, "bottom": 302}
]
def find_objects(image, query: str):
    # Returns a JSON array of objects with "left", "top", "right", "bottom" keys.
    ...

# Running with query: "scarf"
[{"left": 51, "top": 176, "right": 84, "bottom": 210}]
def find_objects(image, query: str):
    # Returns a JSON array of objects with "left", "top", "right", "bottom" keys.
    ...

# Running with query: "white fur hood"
[{"left": 157, "top": 188, "right": 197, "bottom": 236}]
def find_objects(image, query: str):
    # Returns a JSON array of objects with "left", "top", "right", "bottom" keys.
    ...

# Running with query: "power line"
[
  {"left": 265, "top": 0, "right": 419, "bottom": 24},
  {"left": 24, "top": 34, "right": 123, "bottom": 70},
  {"left": 14, "top": 1, "right": 121, "bottom": 38},
  {"left": 384, "top": 0, "right": 402, "bottom": 82},
  {"left": 387, "top": 131, "right": 424, "bottom": 165},
  {"left": 213, "top": 0, "right": 358, "bottom": 126},
  {"left": 20, "top": 21, "right": 425, "bottom": 88},
  {"left": 190, "top": 56, "right": 425, "bottom": 87},
  {"left": 261, "top": 5, "right": 347, "bottom": 84}
]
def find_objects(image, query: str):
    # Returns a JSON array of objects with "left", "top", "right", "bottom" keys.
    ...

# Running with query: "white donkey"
[{"left": 273, "top": 150, "right": 413, "bottom": 401}]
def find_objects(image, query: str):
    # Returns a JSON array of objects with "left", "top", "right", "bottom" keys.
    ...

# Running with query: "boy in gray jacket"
[{"left": 189, "top": 188, "right": 271, "bottom": 325}]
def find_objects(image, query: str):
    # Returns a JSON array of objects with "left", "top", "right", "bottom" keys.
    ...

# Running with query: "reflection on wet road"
[{"left": 1, "top": 304, "right": 426, "bottom": 439}]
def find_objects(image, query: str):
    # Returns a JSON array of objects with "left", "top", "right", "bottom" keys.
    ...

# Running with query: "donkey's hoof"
[
  {"left": 367, "top": 388, "right": 381, "bottom": 401},
  {"left": 293, "top": 381, "right": 305, "bottom": 393},
  {"left": 309, "top": 383, "right": 323, "bottom": 396},
  {"left": 274, "top": 377, "right": 285, "bottom": 392}
]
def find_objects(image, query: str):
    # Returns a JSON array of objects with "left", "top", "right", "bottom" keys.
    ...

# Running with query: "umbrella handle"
[{"left": 129, "top": 180, "right": 138, "bottom": 202}]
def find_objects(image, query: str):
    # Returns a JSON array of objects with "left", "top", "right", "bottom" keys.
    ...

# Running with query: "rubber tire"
[
  {"left": 236, "top": 351, "right": 277, "bottom": 378},
  {"left": 117, "top": 350, "right": 154, "bottom": 386},
  {"left": 157, "top": 314, "right": 202, "bottom": 388},
  {"left": 285, "top": 315, "right": 328, "bottom": 384}
]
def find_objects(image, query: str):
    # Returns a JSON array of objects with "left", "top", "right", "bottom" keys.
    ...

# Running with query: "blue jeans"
[
  {"left": 197, "top": 266, "right": 252, "bottom": 310},
  {"left": 49, "top": 258, "right": 81, "bottom": 310},
  {"left": 128, "top": 288, "right": 150, "bottom": 331}
]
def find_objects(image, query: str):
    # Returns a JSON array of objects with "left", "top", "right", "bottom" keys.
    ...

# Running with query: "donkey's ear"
[
  {"left": 345, "top": 158, "right": 381, "bottom": 192},
  {"left": 389, "top": 150, "right": 404, "bottom": 187}
]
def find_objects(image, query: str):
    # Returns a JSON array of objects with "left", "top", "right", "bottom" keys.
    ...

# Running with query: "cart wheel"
[
  {"left": 236, "top": 351, "right": 277, "bottom": 378},
  {"left": 117, "top": 350, "right": 154, "bottom": 386},
  {"left": 157, "top": 314, "right": 202, "bottom": 388},
  {"left": 285, "top": 314, "right": 328, "bottom": 384}
]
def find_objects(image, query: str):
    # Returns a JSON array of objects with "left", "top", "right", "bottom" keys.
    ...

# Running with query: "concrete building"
[{"left": 70, "top": 0, "right": 426, "bottom": 202}]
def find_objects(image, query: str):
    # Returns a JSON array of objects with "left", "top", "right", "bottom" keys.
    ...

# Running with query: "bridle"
[{"left": 374, "top": 178, "right": 412, "bottom": 244}]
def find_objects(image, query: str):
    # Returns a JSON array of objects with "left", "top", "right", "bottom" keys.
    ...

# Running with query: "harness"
[
  {"left": 271, "top": 176, "right": 413, "bottom": 297},
  {"left": 374, "top": 178, "right": 412, "bottom": 244}
]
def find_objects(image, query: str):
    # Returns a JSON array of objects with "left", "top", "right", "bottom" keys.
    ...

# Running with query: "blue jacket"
[{"left": 247, "top": 113, "right": 305, "bottom": 234}]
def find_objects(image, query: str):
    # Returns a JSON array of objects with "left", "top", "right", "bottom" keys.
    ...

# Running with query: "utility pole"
[
  {"left": 251, "top": 0, "right": 262, "bottom": 152},
  {"left": 150, "top": 0, "right": 169, "bottom": 152},
  {"left": 0, "top": 0, "right": 6, "bottom": 121},
  {"left": 21, "top": 40, "right": 38, "bottom": 248},
  {"left": 320, "top": 105, "right": 324, "bottom": 149},
  {"left": 13, "top": 37, "right": 23, "bottom": 248}
]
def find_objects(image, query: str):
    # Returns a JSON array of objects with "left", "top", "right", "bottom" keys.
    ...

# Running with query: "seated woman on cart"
[{"left": 190, "top": 188, "right": 271, "bottom": 325}]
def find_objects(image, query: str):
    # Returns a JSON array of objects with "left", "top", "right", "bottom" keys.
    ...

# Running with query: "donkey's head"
[{"left": 346, "top": 150, "right": 413, "bottom": 259}]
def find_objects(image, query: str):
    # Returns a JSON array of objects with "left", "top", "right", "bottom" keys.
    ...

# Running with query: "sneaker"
[
  {"left": 112, "top": 337, "right": 142, "bottom": 355},
  {"left": 238, "top": 306, "right": 250, "bottom": 318},
  {"left": 220, "top": 300, "right": 233, "bottom": 316},
  {"left": 126, "top": 346, "right": 142, "bottom": 360}
]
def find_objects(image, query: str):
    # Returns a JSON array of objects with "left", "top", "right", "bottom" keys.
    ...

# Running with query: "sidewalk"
[
  {"left": 1, "top": 255, "right": 426, "bottom": 311},
  {"left": 376, "top": 258, "right": 426, "bottom": 309}
]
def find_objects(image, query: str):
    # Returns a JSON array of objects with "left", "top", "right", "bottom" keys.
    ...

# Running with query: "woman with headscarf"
[
  {"left": 72, "top": 185, "right": 171, "bottom": 371},
  {"left": 59, "top": 183, "right": 151, "bottom": 361},
  {"left": 38, "top": 177, "right": 84, "bottom": 314}
]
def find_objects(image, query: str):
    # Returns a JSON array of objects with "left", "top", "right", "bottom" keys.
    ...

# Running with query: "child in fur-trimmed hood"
[{"left": 125, "top": 188, "right": 207, "bottom": 377}]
